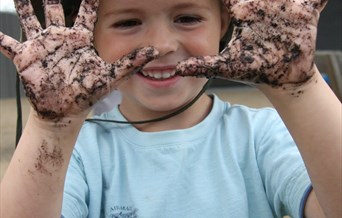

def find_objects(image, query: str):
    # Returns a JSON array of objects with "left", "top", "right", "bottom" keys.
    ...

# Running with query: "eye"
[
  {"left": 112, "top": 19, "right": 142, "bottom": 29},
  {"left": 175, "top": 15, "right": 203, "bottom": 25}
]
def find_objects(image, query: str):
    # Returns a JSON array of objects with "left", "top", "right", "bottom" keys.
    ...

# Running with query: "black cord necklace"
[{"left": 85, "top": 79, "right": 213, "bottom": 125}]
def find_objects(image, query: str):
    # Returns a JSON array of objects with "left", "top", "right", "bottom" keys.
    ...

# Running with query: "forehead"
[{"left": 98, "top": 0, "right": 221, "bottom": 12}]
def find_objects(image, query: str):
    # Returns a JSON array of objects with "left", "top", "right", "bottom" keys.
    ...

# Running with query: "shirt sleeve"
[
  {"left": 255, "top": 109, "right": 312, "bottom": 218},
  {"left": 61, "top": 149, "right": 89, "bottom": 218},
  {"left": 299, "top": 185, "right": 313, "bottom": 218}
]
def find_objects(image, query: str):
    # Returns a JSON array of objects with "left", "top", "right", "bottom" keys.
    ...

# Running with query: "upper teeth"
[{"left": 142, "top": 71, "right": 176, "bottom": 79}]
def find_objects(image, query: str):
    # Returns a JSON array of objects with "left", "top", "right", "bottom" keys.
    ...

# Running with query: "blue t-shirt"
[{"left": 62, "top": 95, "right": 311, "bottom": 218}]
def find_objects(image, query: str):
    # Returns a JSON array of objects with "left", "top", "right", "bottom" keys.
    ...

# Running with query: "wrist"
[
  {"left": 28, "top": 108, "right": 88, "bottom": 134},
  {"left": 257, "top": 65, "right": 341, "bottom": 117},
  {"left": 258, "top": 65, "right": 322, "bottom": 99}
]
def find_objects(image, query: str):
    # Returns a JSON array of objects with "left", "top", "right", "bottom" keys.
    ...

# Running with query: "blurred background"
[{"left": 0, "top": 0, "right": 341, "bottom": 180}]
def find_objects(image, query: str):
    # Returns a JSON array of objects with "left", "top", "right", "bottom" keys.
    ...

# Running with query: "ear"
[{"left": 220, "top": 4, "right": 230, "bottom": 39}]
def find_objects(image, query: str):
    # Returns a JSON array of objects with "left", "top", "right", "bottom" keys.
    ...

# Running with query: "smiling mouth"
[{"left": 140, "top": 70, "right": 177, "bottom": 80}]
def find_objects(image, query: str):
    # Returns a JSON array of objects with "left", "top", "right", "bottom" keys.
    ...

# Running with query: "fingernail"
[
  {"left": 46, "top": 0, "right": 60, "bottom": 5},
  {"left": 131, "top": 66, "right": 143, "bottom": 75},
  {"left": 144, "top": 47, "right": 159, "bottom": 60}
]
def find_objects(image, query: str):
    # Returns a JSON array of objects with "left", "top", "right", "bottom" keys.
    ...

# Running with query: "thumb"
[
  {"left": 175, "top": 55, "right": 231, "bottom": 79},
  {"left": 0, "top": 31, "right": 20, "bottom": 60},
  {"left": 109, "top": 46, "right": 159, "bottom": 82}
]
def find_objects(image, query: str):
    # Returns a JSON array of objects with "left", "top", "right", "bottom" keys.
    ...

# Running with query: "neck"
[{"left": 121, "top": 94, "right": 213, "bottom": 132}]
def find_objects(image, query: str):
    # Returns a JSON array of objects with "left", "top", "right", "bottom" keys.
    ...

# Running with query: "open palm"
[
  {"left": 177, "top": 0, "right": 327, "bottom": 88},
  {"left": 0, "top": 0, "right": 157, "bottom": 120}
]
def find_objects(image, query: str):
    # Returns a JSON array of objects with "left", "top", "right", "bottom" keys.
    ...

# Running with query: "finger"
[
  {"left": 73, "top": 47, "right": 159, "bottom": 104},
  {"left": 176, "top": 49, "right": 261, "bottom": 81},
  {"left": 176, "top": 55, "right": 230, "bottom": 79},
  {"left": 0, "top": 31, "right": 20, "bottom": 60},
  {"left": 107, "top": 46, "right": 159, "bottom": 86},
  {"left": 14, "top": 0, "right": 42, "bottom": 39},
  {"left": 222, "top": 0, "right": 240, "bottom": 9},
  {"left": 74, "top": 0, "right": 99, "bottom": 32},
  {"left": 44, "top": 0, "right": 66, "bottom": 27},
  {"left": 311, "top": 0, "right": 328, "bottom": 12}
]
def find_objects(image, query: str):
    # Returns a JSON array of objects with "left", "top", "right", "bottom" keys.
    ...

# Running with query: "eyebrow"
[
  {"left": 172, "top": 2, "right": 211, "bottom": 11},
  {"left": 103, "top": 8, "right": 142, "bottom": 17}
]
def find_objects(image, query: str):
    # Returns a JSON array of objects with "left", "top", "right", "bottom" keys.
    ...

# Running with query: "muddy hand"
[
  {"left": 176, "top": 0, "right": 327, "bottom": 88},
  {"left": 0, "top": 0, "right": 158, "bottom": 120}
]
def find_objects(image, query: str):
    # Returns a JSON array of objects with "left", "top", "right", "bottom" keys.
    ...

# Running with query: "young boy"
[{"left": 0, "top": 0, "right": 341, "bottom": 217}]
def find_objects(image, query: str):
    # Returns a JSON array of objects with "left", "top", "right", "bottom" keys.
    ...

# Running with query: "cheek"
[
  {"left": 183, "top": 31, "right": 221, "bottom": 57},
  {"left": 94, "top": 28, "right": 136, "bottom": 63},
  {"left": 190, "top": 77, "right": 208, "bottom": 88}
]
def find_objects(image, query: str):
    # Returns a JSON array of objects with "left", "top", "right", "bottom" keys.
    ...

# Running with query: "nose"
[{"left": 144, "top": 23, "right": 178, "bottom": 57}]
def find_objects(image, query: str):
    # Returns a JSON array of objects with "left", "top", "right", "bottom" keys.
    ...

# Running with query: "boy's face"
[{"left": 94, "top": 0, "right": 228, "bottom": 115}]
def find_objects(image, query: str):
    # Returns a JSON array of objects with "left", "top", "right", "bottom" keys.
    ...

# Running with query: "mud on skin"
[
  {"left": 34, "top": 140, "right": 64, "bottom": 176},
  {"left": 0, "top": 0, "right": 158, "bottom": 121},
  {"left": 177, "top": 0, "right": 327, "bottom": 90},
  {"left": 19, "top": 42, "right": 156, "bottom": 120}
]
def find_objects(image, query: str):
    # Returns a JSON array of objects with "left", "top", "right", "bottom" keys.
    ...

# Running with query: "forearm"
[
  {"left": 260, "top": 68, "right": 342, "bottom": 217},
  {"left": 0, "top": 110, "right": 86, "bottom": 218}
]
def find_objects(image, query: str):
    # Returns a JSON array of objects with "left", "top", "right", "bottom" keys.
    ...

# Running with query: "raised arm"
[
  {"left": 176, "top": 0, "right": 341, "bottom": 217},
  {"left": 0, "top": 0, "right": 157, "bottom": 217}
]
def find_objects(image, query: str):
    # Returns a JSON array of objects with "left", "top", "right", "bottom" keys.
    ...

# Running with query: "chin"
[{"left": 144, "top": 98, "right": 187, "bottom": 113}]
